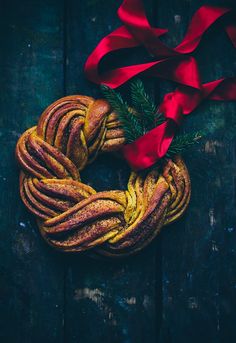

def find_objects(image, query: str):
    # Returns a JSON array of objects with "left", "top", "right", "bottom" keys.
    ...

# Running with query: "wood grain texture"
[
  {"left": 156, "top": 0, "right": 236, "bottom": 342},
  {"left": 63, "top": 1, "right": 160, "bottom": 342},
  {"left": 0, "top": 0, "right": 236, "bottom": 342},
  {"left": 0, "top": 1, "right": 65, "bottom": 342}
]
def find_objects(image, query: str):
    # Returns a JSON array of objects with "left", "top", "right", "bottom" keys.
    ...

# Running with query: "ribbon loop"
[{"left": 85, "top": 0, "right": 236, "bottom": 170}]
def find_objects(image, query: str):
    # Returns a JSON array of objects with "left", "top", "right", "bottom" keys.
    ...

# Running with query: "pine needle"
[
  {"left": 101, "top": 84, "right": 143, "bottom": 143},
  {"left": 130, "top": 79, "right": 164, "bottom": 131},
  {"left": 166, "top": 132, "right": 203, "bottom": 158}
]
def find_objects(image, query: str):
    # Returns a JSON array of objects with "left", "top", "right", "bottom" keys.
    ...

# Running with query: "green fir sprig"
[
  {"left": 166, "top": 132, "right": 202, "bottom": 158},
  {"left": 130, "top": 79, "right": 164, "bottom": 132},
  {"left": 101, "top": 80, "right": 202, "bottom": 157},
  {"left": 101, "top": 85, "right": 143, "bottom": 143}
]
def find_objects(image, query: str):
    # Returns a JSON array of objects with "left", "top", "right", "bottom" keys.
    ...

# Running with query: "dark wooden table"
[{"left": 1, "top": 0, "right": 236, "bottom": 342}]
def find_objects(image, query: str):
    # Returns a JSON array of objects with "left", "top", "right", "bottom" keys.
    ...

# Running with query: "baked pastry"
[{"left": 16, "top": 95, "right": 190, "bottom": 257}]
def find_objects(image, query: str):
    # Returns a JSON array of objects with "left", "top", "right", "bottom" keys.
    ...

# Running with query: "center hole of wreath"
[{"left": 80, "top": 153, "right": 130, "bottom": 192}]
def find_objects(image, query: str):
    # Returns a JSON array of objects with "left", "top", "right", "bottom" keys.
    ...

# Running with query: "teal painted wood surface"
[{"left": 0, "top": 0, "right": 236, "bottom": 342}]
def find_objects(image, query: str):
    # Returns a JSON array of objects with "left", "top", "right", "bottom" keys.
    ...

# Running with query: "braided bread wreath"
[{"left": 15, "top": 95, "right": 191, "bottom": 257}]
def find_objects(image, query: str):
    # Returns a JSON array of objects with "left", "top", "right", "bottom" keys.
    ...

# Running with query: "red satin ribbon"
[{"left": 85, "top": 0, "right": 236, "bottom": 170}]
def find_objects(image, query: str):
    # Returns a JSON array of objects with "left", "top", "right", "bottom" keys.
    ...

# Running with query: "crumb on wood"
[
  {"left": 209, "top": 208, "right": 216, "bottom": 227},
  {"left": 74, "top": 287, "right": 104, "bottom": 304},
  {"left": 125, "top": 296, "right": 136, "bottom": 305},
  {"left": 174, "top": 14, "right": 181, "bottom": 24},
  {"left": 188, "top": 297, "right": 198, "bottom": 309},
  {"left": 205, "top": 140, "right": 223, "bottom": 155}
]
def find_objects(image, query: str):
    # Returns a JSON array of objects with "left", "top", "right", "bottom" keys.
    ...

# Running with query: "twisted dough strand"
[{"left": 16, "top": 95, "right": 190, "bottom": 257}]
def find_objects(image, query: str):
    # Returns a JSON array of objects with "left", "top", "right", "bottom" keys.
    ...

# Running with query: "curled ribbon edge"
[{"left": 84, "top": 0, "right": 236, "bottom": 170}]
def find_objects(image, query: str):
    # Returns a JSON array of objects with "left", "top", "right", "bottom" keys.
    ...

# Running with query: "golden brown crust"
[{"left": 16, "top": 95, "right": 191, "bottom": 257}]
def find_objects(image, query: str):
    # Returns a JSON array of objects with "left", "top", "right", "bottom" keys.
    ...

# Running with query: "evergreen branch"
[
  {"left": 101, "top": 81, "right": 203, "bottom": 159},
  {"left": 166, "top": 132, "right": 203, "bottom": 158},
  {"left": 101, "top": 84, "right": 143, "bottom": 142},
  {"left": 130, "top": 79, "right": 164, "bottom": 131}
]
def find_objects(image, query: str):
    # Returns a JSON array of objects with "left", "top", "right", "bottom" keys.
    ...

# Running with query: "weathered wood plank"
[
  {"left": 156, "top": 0, "right": 236, "bottom": 342},
  {"left": 0, "top": 1, "right": 65, "bottom": 342},
  {"left": 63, "top": 0, "right": 161, "bottom": 342},
  {"left": 1, "top": 0, "right": 236, "bottom": 342}
]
